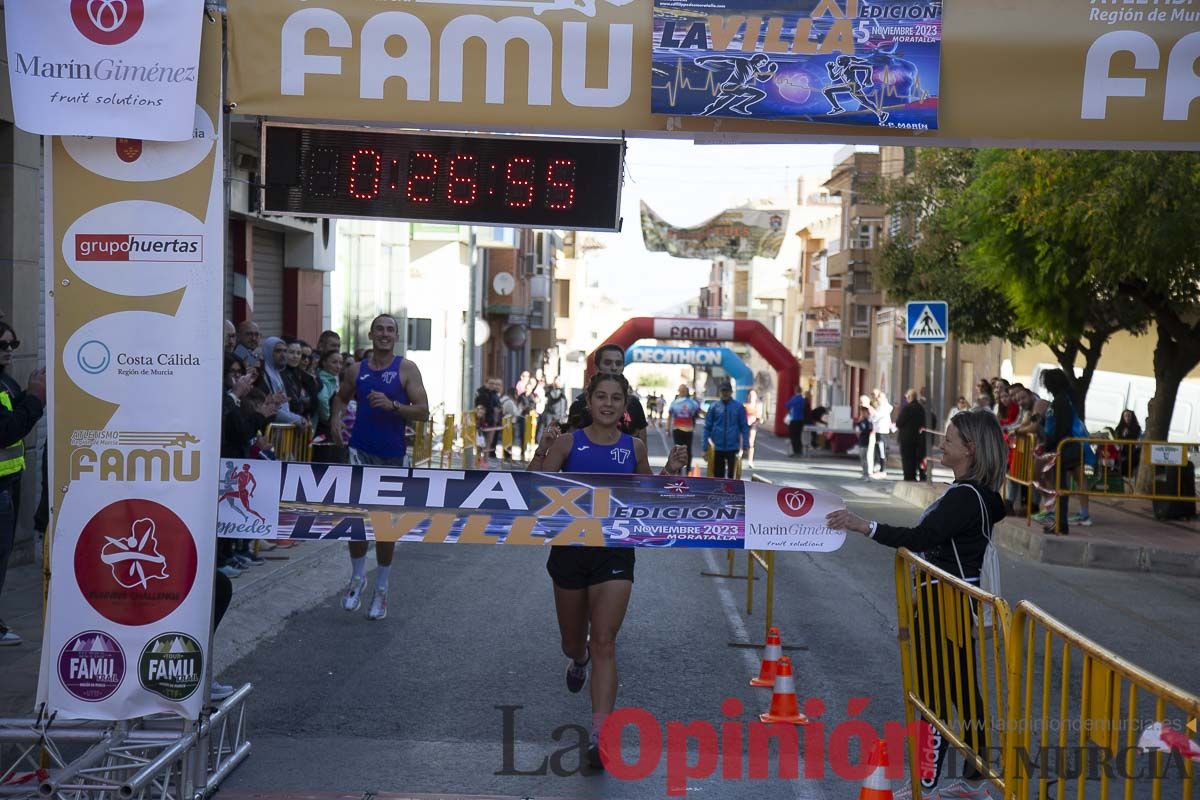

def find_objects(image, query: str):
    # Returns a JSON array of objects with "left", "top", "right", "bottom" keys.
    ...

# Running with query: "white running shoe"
[
  {"left": 0, "top": 621, "right": 21, "bottom": 646},
  {"left": 366, "top": 588, "right": 388, "bottom": 620},
  {"left": 210, "top": 680, "right": 235, "bottom": 701},
  {"left": 342, "top": 576, "right": 366, "bottom": 612}
]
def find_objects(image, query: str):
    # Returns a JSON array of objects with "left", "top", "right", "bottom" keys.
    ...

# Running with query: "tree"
[
  {"left": 872, "top": 149, "right": 1028, "bottom": 346},
  {"left": 955, "top": 149, "right": 1153, "bottom": 418}
]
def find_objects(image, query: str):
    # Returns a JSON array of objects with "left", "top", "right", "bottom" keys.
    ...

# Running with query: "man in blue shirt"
[
  {"left": 667, "top": 384, "right": 702, "bottom": 468},
  {"left": 786, "top": 388, "right": 807, "bottom": 457},
  {"left": 704, "top": 381, "right": 749, "bottom": 478}
]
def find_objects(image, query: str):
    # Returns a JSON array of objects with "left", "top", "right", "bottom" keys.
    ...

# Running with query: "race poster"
[
  {"left": 216, "top": 462, "right": 848, "bottom": 554},
  {"left": 4, "top": 0, "right": 206, "bottom": 140},
  {"left": 37, "top": 18, "right": 224, "bottom": 720},
  {"left": 641, "top": 202, "right": 789, "bottom": 260},
  {"left": 650, "top": 0, "right": 942, "bottom": 130}
]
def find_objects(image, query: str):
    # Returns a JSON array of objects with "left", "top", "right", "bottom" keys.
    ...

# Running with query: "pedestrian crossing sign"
[{"left": 905, "top": 301, "right": 949, "bottom": 343}]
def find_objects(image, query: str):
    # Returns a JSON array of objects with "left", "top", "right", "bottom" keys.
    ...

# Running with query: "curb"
[{"left": 888, "top": 481, "right": 1200, "bottom": 578}]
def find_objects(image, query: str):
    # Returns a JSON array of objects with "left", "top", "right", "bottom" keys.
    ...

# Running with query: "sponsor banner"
[
  {"left": 651, "top": 0, "right": 941, "bottom": 129},
  {"left": 226, "top": 0, "right": 1200, "bottom": 149},
  {"left": 38, "top": 19, "right": 223, "bottom": 720},
  {"left": 4, "top": 0, "right": 206, "bottom": 140},
  {"left": 215, "top": 462, "right": 847, "bottom": 553},
  {"left": 1150, "top": 444, "right": 1188, "bottom": 467},
  {"left": 641, "top": 202, "right": 788, "bottom": 261},
  {"left": 652, "top": 318, "right": 736, "bottom": 341}
]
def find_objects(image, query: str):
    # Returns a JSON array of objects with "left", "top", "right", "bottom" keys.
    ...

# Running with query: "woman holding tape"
[
  {"left": 530, "top": 371, "right": 688, "bottom": 771},
  {"left": 825, "top": 409, "right": 1007, "bottom": 800}
]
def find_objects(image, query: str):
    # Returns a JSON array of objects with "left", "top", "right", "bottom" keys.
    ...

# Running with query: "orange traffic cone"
[
  {"left": 858, "top": 740, "right": 893, "bottom": 799},
  {"left": 758, "top": 656, "right": 807, "bottom": 725},
  {"left": 750, "top": 627, "right": 783, "bottom": 687},
  {"left": 688, "top": 463, "right": 701, "bottom": 478}
]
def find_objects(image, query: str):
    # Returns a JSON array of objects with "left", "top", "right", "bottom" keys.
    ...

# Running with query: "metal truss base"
[{"left": 0, "top": 684, "right": 252, "bottom": 800}]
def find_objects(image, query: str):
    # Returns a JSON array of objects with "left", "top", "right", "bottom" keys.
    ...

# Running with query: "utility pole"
[{"left": 463, "top": 226, "right": 478, "bottom": 415}]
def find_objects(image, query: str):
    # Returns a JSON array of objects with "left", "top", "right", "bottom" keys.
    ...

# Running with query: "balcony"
[
  {"left": 826, "top": 248, "right": 877, "bottom": 277},
  {"left": 809, "top": 287, "right": 843, "bottom": 312}
]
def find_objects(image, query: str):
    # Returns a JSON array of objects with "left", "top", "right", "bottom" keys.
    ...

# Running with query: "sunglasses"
[{"left": 0, "top": 340, "right": 19, "bottom": 352}]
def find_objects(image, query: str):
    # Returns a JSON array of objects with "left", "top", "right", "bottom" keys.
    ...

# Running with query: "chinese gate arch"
[{"left": 590, "top": 318, "right": 799, "bottom": 437}]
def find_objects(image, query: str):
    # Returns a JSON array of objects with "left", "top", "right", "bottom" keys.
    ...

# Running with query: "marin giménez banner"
[
  {"left": 216, "top": 462, "right": 847, "bottom": 553},
  {"left": 651, "top": 0, "right": 942, "bottom": 129},
  {"left": 4, "top": 0, "right": 206, "bottom": 140},
  {"left": 641, "top": 202, "right": 789, "bottom": 261}
]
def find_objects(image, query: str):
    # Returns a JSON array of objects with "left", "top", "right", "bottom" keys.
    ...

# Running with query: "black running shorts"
[{"left": 546, "top": 546, "right": 635, "bottom": 590}]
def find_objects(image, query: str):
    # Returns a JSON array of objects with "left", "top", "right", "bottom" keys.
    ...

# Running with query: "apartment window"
[
  {"left": 853, "top": 304, "right": 871, "bottom": 326},
  {"left": 853, "top": 223, "right": 876, "bottom": 250},
  {"left": 554, "top": 278, "right": 571, "bottom": 318},
  {"left": 407, "top": 318, "right": 432, "bottom": 351}
]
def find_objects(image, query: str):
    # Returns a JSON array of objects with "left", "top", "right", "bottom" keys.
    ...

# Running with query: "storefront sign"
[{"left": 813, "top": 327, "right": 842, "bottom": 347}]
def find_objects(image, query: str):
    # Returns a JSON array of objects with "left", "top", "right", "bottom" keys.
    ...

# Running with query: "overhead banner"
[
  {"left": 226, "top": 0, "right": 1200, "bottom": 149},
  {"left": 650, "top": 0, "right": 941, "bottom": 129},
  {"left": 641, "top": 202, "right": 789, "bottom": 260},
  {"left": 215, "top": 462, "right": 848, "bottom": 553},
  {"left": 4, "top": 0, "right": 206, "bottom": 140},
  {"left": 37, "top": 18, "right": 224, "bottom": 720}
]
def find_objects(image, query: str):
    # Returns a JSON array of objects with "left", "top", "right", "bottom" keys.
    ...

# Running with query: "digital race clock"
[{"left": 262, "top": 124, "right": 624, "bottom": 231}]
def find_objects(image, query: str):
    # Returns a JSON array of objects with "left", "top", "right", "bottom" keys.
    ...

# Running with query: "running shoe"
[
  {"left": 210, "top": 680, "right": 235, "bottom": 702},
  {"left": 565, "top": 649, "right": 590, "bottom": 694},
  {"left": 1031, "top": 510, "right": 1053, "bottom": 523},
  {"left": 586, "top": 738, "right": 605, "bottom": 771},
  {"left": 0, "top": 620, "right": 21, "bottom": 646},
  {"left": 218, "top": 565, "right": 242, "bottom": 580},
  {"left": 342, "top": 575, "right": 367, "bottom": 612},
  {"left": 239, "top": 550, "right": 267, "bottom": 565},
  {"left": 366, "top": 588, "right": 388, "bottom": 620},
  {"left": 1068, "top": 512, "right": 1093, "bottom": 527},
  {"left": 937, "top": 779, "right": 996, "bottom": 799}
]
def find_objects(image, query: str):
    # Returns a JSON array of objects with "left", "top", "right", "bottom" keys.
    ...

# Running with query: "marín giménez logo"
[
  {"left": 71, "top": 0, "right": 145, "bottom": 46},
  {"left": 776, "top": 488, "right": 814, "bottom": 518},
  {"left": 77, "top": 340, "right": 112, "bottom": 375}
]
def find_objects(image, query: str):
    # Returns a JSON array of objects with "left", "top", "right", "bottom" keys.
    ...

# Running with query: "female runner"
[{"left": 530, "top": 372, "right": 688, "bottom": 769}]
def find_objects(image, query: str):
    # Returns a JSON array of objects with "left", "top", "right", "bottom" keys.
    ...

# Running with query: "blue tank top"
[
  {"left": 348, "top": 355, "right": 410, "bottom": 458},
  {"left": 563, "top": 429, "right": 637, "bottom": 474}
]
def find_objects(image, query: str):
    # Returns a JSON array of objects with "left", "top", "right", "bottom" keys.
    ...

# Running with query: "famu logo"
[
  {"left": 139, "top": 632, "right": 202, "bottom": 701},
  {"left": 69, "top": 430, "right": 201, "bottom": 483}
]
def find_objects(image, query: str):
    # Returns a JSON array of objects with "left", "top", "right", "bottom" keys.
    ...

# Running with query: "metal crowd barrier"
[
  {"left": 1003, "top": 601, "right": 1199, "bottom": 799},
  {"left": 893, "top": 548, "right": 1012, "bottom": 798},
  {"left": 1050, "top": 437, "right": 1198, "bottom": 532},
  {"left": 264, "top": 423, "right": 311, "bottom": 463},
  {"left": 1004, "top": 432, "right": 1038, "bottom": 525}
]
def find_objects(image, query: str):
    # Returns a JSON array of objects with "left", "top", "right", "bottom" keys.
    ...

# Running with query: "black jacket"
[
  {"left": 0, "top": 373, "right": 42, "bottom": 451},
  {"left": 896, "top": 401, "right": 926, "bottom": 444},
  {"left": 871, "top": 480, "right": 1005, "bottom": 581}
]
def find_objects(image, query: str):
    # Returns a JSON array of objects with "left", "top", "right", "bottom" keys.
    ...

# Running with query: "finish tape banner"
[
  {"left": 216, "top": 462, "right": 847, "bottom": 553},
  {"left": 650, "top": 0, "right": 942, "bottom": 129},
  {"left": 37, "top": 18, "right": 224, "bottom": 720}
]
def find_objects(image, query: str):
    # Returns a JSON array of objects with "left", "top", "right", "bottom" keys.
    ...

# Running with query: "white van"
[{"left": 1028, "top": 363, "right": 1200, "bottom": 442}]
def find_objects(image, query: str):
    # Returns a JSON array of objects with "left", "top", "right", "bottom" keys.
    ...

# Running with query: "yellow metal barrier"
[
  {"left": 524, "top": 411, "right": 538, "bottom": 460},
  {"left": 265, "top": 423, "right": 312, "bottom": 462},
  {"left": 1004, "top": 432, "right": 1038, "bottom": 526},
  {"left": 1003, "top": 601, "right": 1199, "bottom": 799},
  {"left": 1051, "top": 437, "right": 1197, "bottom": 533},
  {"left": 706, "top": 441, "right": 715, "bottom": 476},
  {"left": 462, "top": 413, "right": 477, "bottom": 468},
  {"left": 440, "top": 414, "right": 456, "bottom": 468},
  {"left": 894, "top": 548, "right": 1012, "bottom": 799}
]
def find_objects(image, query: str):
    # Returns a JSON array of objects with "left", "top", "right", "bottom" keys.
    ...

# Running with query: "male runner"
[
  {"left": 217, "top": 464, "right": 266, "bottom": 523},
  {"left": 331, "top": 314, "right": 429, "bottom": 621},
  {"left": 695, "top": 53, "right": 778, "bottom": 117},
  {"left": 823, "top": 55, "right": 889, "bottom": 123},
  {"left": 566, "top": 345, "right": 647, "bottom": 444},
  {"left": 668, "top": 384, "right": 702, "bottom": 467}
]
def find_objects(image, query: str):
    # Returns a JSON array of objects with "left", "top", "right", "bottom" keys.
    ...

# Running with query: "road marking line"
[{"left": 840, "top": 483, "right": 891, "bottom": 499}]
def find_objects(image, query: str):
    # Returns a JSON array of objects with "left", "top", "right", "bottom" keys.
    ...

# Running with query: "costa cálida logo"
[
  {"left": 74, "top": 499, "right": 198, "bottom": 626},
  {"left": 71, "top": 0, "right": 145, "bottom": 46},
  {"left": 139, "top": 632, "right": 202, "bottom": 701},
  {"left": 776, "top": 487, "right": 815, "bottom": 518}
]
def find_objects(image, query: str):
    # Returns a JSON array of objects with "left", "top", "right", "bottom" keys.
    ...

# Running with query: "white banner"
[
  {"left": 652, "top": 319, "right": 735, "bottom": 341},
  {"left": 38, "top": 18, "right": 223, "bottom": 720},
  {"left": 4, "top": 0, "right": 205, "bottom": 140}
]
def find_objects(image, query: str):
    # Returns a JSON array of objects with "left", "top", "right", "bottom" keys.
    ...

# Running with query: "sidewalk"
[{"left": 892, "top": 480, "right": 1200, "bottom": 576}]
